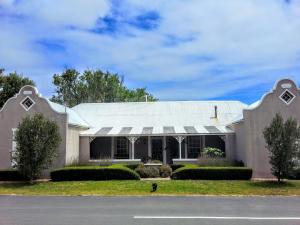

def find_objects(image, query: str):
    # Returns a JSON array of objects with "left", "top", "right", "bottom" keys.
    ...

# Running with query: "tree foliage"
[
  {"left": 0, "top": 69, "right": 35, "bottom": 108},
  {"left": 263, "top": 113, "right": 300, "bottom": 182},
  {"left": 51, "top": 69, "right": 157, "bottom": 107},
  {"left": 14, "top": 113, "right": 61, "bottom": 181}
]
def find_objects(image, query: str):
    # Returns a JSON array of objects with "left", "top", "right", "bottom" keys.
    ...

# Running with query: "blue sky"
[{"left": 0, "top": 0, "right": 300, "bottom": 104}]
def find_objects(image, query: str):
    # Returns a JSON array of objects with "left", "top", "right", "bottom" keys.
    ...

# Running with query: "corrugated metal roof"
[
  {"left": 47, "top": 101, "right": 90, "bottom": 128},
  {"left": 72, "top": 101, "right": 247, "bottom": 136}
]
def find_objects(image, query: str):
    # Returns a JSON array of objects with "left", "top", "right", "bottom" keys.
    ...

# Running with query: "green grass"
[{"left": 0, "top": 180, "right": 300, "bottom": 196}]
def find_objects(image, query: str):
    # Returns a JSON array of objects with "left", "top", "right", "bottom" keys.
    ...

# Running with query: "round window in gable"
[
  {"left": 279, "top": 90, "right": 295, "bottom": 105},
  {"left": 20, "top": 97, "right": 35, "bottom": 111}
]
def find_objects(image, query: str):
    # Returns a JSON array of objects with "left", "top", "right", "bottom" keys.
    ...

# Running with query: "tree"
[
  {"left": 0, "top": 69, "right": 35, "bottom": 108},
  {"left": 51, "top": 68, "right": 157, "bottom": 107},
  {"left": 263, "top": 113, "right": 300, "bottom": 182},
  {"left": 14, "top": 113, "right": 61, "bottom": 181}
]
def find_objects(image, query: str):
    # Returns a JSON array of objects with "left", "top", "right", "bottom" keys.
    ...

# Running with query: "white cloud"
[{"left": 0, "top": 0, "right": 300, "bottom": 102}]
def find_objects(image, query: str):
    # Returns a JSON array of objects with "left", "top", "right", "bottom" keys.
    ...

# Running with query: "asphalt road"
[{"left": 0, "top": 196, "right": 300, "bottom": 225}]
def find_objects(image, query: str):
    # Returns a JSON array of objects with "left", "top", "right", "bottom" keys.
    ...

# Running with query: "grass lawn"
[{"left": 0, "top": 180, "right": 300, "bottom": 196}]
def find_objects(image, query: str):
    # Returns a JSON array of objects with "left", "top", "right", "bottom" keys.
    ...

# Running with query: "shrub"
[
  {"left": 170, "top": 164, "right": 185, "bottom": 171},
  {"left": 0, "top": 170, "right": 28, "bottom": 181},
  {"left": 51, "top": 165, "right": 140, "bottom": 181},
  {"left": 171, "top": 167, "right": 252, "bottom": 180},
  {"left": 197, "top": 156, "right": 232, "bottom": 167},
  {"left": 263, "top": 113, "right": 300, "bottom": 182},
  {"left": 98, "top": 158, "right": 112, "bottom": 167},
  {"left": 233, "top": 160, "right": 244, "bottom": 167},
  {"left": 159, "top": 165, "right": 172, "bottom": 178},
  {"left": 134, "top": 164, "right": 160, "bottom": 178},
  {"left": 14, "top": 113, "right": 61, "bottom": 181},
  {"left": 288, "top": 168, "right": 300, "bottom": 180},
  {"left": 124, "top": 164, "right": 140, "bottom": 171},
  {"left": 202, "top": 147, "right": 224, "bottom": 157}
]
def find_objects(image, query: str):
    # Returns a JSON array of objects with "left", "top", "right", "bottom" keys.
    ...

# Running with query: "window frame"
[
  {"left": 187, "top": 136, "right": 201, "bottom": 158},
  {"left": 115, "top": 137, "right": 129, "bottom": 159},
  {"left": 20, "top": 96, "right": 35, "bottom": 111},
  {"left": 279, "top": 89, "right": 296, "bottom": 105}
]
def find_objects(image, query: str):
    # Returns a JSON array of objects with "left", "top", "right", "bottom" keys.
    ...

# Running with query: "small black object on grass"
[{"left": 151, "top": 183, "right": 158, "bottom": 192}]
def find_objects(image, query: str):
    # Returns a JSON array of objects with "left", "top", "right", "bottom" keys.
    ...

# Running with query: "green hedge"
[
  {"left": 123, "top": 164, "right": 140, "bottom": 171},
  {"left": 0, "top": 170, "right": 27, "bottom": 181},
  {"left": 51, "top": 165, "right": 140, "bottom": 181},
  {"left": 170, "top": 164, "right": 185, "bottom": 171},
  {"left": 171, "top": 167, "right": 252, "bottom": 180},
  {"left": 288, "top": 169, "right": 300, "bottom": 180}
]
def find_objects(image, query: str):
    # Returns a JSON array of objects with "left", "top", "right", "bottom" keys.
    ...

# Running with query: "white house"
[{"left": 0, "top": 78, "right": 299, "bottom": 178}]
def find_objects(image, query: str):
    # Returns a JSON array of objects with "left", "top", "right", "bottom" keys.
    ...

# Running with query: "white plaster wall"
[{"left": 66, "top": 126, "right": 82, "bottom": 165}]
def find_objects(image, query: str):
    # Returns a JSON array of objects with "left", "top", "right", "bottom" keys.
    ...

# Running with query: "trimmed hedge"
[
  {"left": 124, "top": 164, "right": 140, "bottom": 171},
  {"left": 0, "top": 170, "right": 28, "bottom": 181},
  {"left": 51, "top": 165, "right": 140, "bottom": 181},
  {"left": 171, "top": 167, "right": 252, "bottom": 180},
  {"left": 288, "top": 169, "right": 300, "bottom": 180},
  {"left": 170, "top": 164, "right": 185, "bottom": 171}
]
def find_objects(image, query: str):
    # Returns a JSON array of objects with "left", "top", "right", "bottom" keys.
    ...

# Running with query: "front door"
[{"left": 151, "top": 137, "right": 163, "bottom": 162}]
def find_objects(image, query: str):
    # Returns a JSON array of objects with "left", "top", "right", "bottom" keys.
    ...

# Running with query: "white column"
[
  {"left": 202, "top": 136, "right": 206, "bottom": 150},
  {"left": 111, "top": 137, "right": 114, "bottom": 159},
  {"left": 224, "top": 134, "right": 230, "bottom": 160},
  {"left": 175, "top": 136, "right": 185, "bottom": 159},
  {"left": 148, "top": 136, "right": 151, "bottom": 158},
  {"left": 184, "top": 138, "right": 188, "bottom": 159},
  {"left": 128, "top": 137, "right": 138, "bottom": 160},
  {"left": 163, "top": 136, "right": 167, "bottom": 164}
]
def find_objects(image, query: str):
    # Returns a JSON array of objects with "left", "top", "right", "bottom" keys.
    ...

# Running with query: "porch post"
[
  {"left": 128, "top": 136, "right": 138, "bottom": 160},
  {"left": 111, "top": 137, "right": 114, "bottom": 159},
  {"left": 184, "top": 138, "right": 187, "bottom": 159},
  {"left": 163, "top": 136, "right": 167, "bottom": 164},
  {"left": 148, "top": 136, "right": 151, "bottom": 158},
  {"left": 202, "top": 135, "right": 206, "bottom": 150},
  {"left": 175, "top": 136, "right": 185, "bottom": 159}
]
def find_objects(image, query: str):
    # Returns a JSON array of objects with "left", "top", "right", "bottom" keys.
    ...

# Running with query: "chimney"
[{"left": 214, "top": 105, "right": 218, "bottom": 118}]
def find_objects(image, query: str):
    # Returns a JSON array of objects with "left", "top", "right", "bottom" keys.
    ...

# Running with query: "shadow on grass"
[
  {"left": 0, "top": 182, "right": 38, "bottom": 188},
  {"left": 249, "top": 181, "right": 295, "bottom": 188}
]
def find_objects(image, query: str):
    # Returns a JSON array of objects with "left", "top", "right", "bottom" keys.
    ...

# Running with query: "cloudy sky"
[{"left": 0, "top": 0, "right": 300, "bottom": 104}]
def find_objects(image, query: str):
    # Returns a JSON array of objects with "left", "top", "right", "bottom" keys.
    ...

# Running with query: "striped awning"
[{"left": 80, "top": 125, "right": 234, "bottom": 136}]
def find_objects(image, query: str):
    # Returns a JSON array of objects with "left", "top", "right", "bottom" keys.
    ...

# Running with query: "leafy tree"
[
  {"left": 14, "top": 113, "right": 61, "bottom": 181},
  {"left": 51, "top": 68, "right": 157, "bottom": 107},
  {"left": 0, "top": 69, "right": 35, "bottom": 108},
  {"left": 263, "top": 113, "right": 300, "bottom": 182}
]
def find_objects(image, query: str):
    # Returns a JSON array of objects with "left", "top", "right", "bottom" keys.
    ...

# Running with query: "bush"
[
  {"left": 15, "top": 113, "right": 61, "bottom": 181},
  {"left": 51, "top": 165, "right": 140, "bottom": 181},
  {"left": 0, "top": 170, "right": 28, "bottom": 181},
  {"left": 288, "top": 169, "right": 300, "bottom": 180},
  {"left": 171, "top": 167, "right": 252, "bottom": 180},
  {"left": 124, "top": 164, "right": 140, "bottom": 171},
  {"left": 170, "top": 164, "right": 185, "bottom": 171},
  {"left": 134, "top": 164, "right": 160, "bottom": 178},
  {"left": 202, "top": 147, "right": 224, "bottom": 157},
  {"left": 197, "top": 156, "right": 232, "bottom": 167},
  {"left": 159, "top": 165, "right": 172, "bottom": 178},
  {"left": 98, "top": 159, "right": 112, "bottom": 167}
]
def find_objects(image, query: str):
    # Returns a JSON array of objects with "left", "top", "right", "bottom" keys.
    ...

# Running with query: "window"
[
  {"left": 11, "top": 128, "right": 17, "bottom": 167},
  {"left": 115, "top": 137, "right": 129, "bottom": 159},
  {"left": 280, "top": 90, "right": 295, "bottom": 105},
  {"left": 20, "top": 96, "right": 35, "bottom": 111},
  {"left": 187, "top": 136, "right": 201, "bottom": 158}
]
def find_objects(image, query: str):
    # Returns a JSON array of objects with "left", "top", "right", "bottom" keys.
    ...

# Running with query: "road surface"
[{"left": 0, "top": 195, "right": 300, "bottom": 225}]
